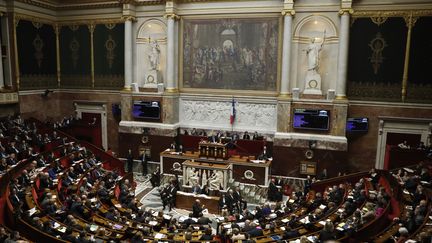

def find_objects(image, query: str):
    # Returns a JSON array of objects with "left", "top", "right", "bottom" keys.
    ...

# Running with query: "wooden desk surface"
[
  {"left": 176, "top": 192, "right": 220, "bottom": 214},
  {"left": 161, "top": 151, "right": 271, "bottom": 168}
]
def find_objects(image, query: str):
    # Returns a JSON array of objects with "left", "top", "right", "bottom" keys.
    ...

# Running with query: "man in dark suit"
[
  {"left": 9, "top": 188, "right": 22, "bottom": 208},
  {"left": 168, "top": 182, "right": 177, "bottom": 210},
  {"left": 233, "top": 187, "right": 247, "bottom": 211},
  {"left": 242, "top": 131, "right": 251, "bottom": 140},
  {"left": 150, "top": 167, "right": 161, "bottom": 187},
  {"left": 268, "top": 178, "right": 278, "bottom": 201},
  {"left": 226, "top": 189, "right": 236, "bottom": 213},
  {"left": 126, "top": 149, "right": 133, "bottom": 173},
  {"left": 140, "top": 151, "right": 148, "bottom": 175},
  {"left": 192, "top": 199, "right": 205, "bottom": 217},
  {"left": 218, "top": 193, "right": 229, "bottom": 212}
]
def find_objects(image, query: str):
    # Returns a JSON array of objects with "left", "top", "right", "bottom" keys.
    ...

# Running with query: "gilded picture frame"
[{"left": 179, "top": 14, "right": 282, "bottom": 96}]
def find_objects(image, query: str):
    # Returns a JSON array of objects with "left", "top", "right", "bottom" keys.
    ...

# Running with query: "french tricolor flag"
[{"left": 230, "top": 98, "right": 236, "bottom": 125}]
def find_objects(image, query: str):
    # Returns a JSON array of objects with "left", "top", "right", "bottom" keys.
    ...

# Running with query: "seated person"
[
  {"left": 192, "top": 199, "right": 205, "bottom": 218},
  {"left": 258, "top": 145, "right": 271, "bottom": 160},
  {"left": 191, "top": 183, "right": 201, "bottom": 194}
]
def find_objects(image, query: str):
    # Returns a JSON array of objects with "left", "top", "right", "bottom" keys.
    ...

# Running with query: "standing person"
[
  {"left": 140, "top": 150, "right": 148, "bottom": 176},
  {"left": 150, "top": 166, "right": 161, "bottom": 187},
  {"left": 126, "top": 149, "right": 133, "bottom": 173}
]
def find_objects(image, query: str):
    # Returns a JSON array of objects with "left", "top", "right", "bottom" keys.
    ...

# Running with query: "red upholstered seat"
[
  {"left": 35, "top": 178, "right": 40, "bottom": 191},
  {"left": 57, "top": 179, "right": 62, "bottom": 192},
  {"left": 388, "top": 197, "right": 400, "bottom": 220},
  {"left": 114, "top": 185, "right": 120, "bottom": 200},
  {"left": 31, "top": 187, "right": 40, "bottom": 208}
]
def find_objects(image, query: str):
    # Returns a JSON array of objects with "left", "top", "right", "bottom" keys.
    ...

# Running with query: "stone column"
[
  {"left": 335, "top": 10, "right": 352, "bottom": 99},
  {"left": 165, "top": 14, "right": 179, "bottom": 92},
  {"left": 124, "top": 17, "right": 133, "bottom": 91},
  {"left": 280, "top": 10, "right": 295, "bottom": 96}
]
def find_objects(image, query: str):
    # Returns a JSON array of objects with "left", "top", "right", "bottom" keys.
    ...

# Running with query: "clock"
[{"left": 308, "top": 79, "right": 318, "bottom": 89}]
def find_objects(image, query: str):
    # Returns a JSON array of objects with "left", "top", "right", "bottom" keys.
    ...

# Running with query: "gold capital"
[
  {"left": 87, "top": 23, "right": 96, "bottom": 33},
  {"left": 339, "top": 8, "right": 354, "bottom": 15},
  {"left": 164, "top": 13, "right": 180, "bottom": 21},
  {"left": 281, "top": 9, "right": 295, "bottom": 16},
  {"left": 403, "top": 13, "right": 418, "bottom": 28},
  {"left": 122, "top": 15, "right": 137, "bottom": 22}
]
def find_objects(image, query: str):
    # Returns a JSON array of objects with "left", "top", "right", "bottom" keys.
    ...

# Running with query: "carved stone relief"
[{"left": 180, "top": 99, "right": 277, "bottom": 132}]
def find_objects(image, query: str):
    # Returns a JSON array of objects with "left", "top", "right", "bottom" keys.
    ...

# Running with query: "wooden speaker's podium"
[{"left": 198, "top": 142, "right": 228, "bottom": 160}]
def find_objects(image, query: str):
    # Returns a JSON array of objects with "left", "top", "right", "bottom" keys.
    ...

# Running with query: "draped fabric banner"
[
  {"left": 17, "top": 20, "right": 57, "bottom": 90},
  {"left": 94, "top": 23, "right": 124, "bottom": 89},
  {"left": 407, "top": 17, "right": 432, "bottom": 102},
  {"left": 60, "top": 25, "right": 92, "bottom": 88},
  {"left": 347, "top": 17, "right": 406, "bottom": 101}
]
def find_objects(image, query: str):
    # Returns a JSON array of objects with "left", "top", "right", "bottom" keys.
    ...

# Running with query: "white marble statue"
[
  {"left": 209, "top": 170, "right": 224, "bottom": 190},
  {"left": 305, "top": 30, "right": 326, "bottom": 72},
  {"left": 148, "top": 40, "right": 160, "bottom": 71},
  {"left": 187, "top": 167, "right": 200, "bottom": 186}
]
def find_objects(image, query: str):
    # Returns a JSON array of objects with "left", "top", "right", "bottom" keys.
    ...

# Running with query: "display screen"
[
  {"left": 132, "top": 101, "right": 160, "bottom": 119},
  {"left": 293, "top": 109, "right": 330, "bottom": 131},
  {"left": 346, "top": 118, "right": 368, "bottom": 132}
]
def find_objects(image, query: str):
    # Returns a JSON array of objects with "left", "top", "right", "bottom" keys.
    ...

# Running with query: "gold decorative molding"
[
  {"left": 105, "top": 23, "right": 116, "bottom": 30},
  {"left": 122, "top": 15, "right": 137, "bottom": 22},
  {"left": 87, "top": 23, "right": 96, "bottom": 33},
  {"left": 370, "top": 16, "right": 387, "bottom": 26},
  {"left": 69, "top": 24, "right": 80, "bottom": 31},
  {"left": 14, "top": 13, "right": 126, "bottom": 27},
  {"left": 352, "top": 10, "right": 432, "bottom": 18},
  {"left": 165, "top": 88, "right": 179, "bottom": 93},
  {"left": 339, "top": 8, "right": 354, "bottom": 15},
  {"left": 281, "top": 9, "right": 295, "bottom": 16},
  {"left": 15, "top": 14, "right": 54, "bottom": 25},
  {"left": 32, "top": 21, "right": 43, "bottom": 29},
  {"left": 335, "top": 95, "right": 348, "bottom": 100},
  {"left": 14, "top": 0, "right": 121, "bottom": 11},
  {"left": 164, "top": 13, "right": 180, "bottom": 20},
  {"left": 403, "top": 14, "right": 418, "bottom": 28}
]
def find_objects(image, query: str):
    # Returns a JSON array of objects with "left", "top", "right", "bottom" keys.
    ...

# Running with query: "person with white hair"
[{"left": 395, "top": 227, "right": 409, "bottom": 243}]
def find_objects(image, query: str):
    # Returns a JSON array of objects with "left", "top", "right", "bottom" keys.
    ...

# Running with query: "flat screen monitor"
[
  {"left": 293, "top": 109, "right": 330, "bottom": 131},
  {"left": 346, "top": 118, "right": 368, "bottom": 132},
  {"left": 132, "top": 101, "right": 160, "bottom": 119}
]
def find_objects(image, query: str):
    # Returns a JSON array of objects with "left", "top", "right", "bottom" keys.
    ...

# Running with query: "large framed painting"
[{"left": 181, "top": 16, "right": 280, "bottom": 92}]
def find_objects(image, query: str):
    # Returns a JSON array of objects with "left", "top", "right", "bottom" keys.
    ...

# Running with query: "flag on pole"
[{"left": 230, "top": 98, "right": 236, "bottom": 125}]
